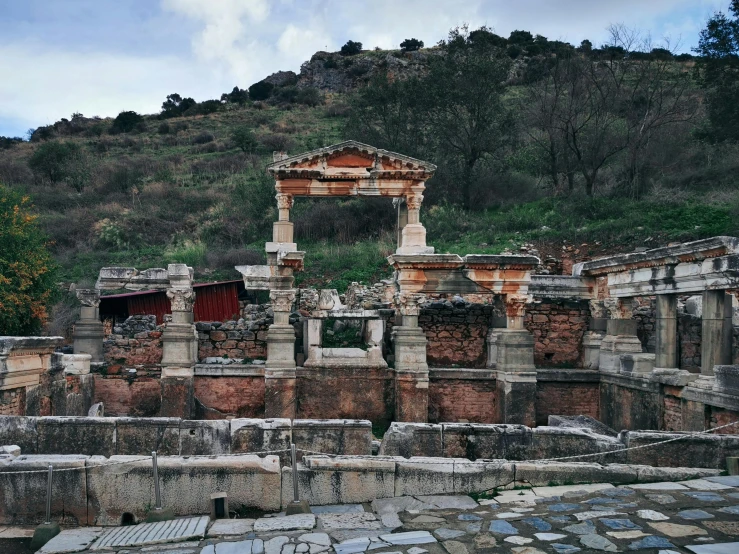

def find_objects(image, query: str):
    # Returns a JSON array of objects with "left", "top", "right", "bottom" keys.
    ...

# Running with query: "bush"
[
  {"left": 110, "top": 111, "right": 143, "bottom": 134},
  {"left": 28, "top": 141, "right": 89, "bottom": 191},
  {"left": 271, "top": 86, "right": 322, "bottom": 106},
  {"left": 0, "top": 136, "right": 23, "bottom": 149},
  {"left": 157, "top": 122, "right": 170, "bottom": 134},
  {"left": 248, "top": 80, "right": 274, "bottom": 101},
  {"left": 340, "top": 40, "right": 363, "bottom": 56},
  {"left": 400, "top": 38, "right": 424, "bottom": 52},
  {"left": 220, "top": 86, "right": 249, "bottom": 105},
  {"left": 0, "top": 185, "right": 57, "bottom": 335},
  {"left": 192, "top": 131, "right": 215, "bottom": 144},
  {"left": 231, "top": 126, "right": 258, "bottom": 153},
  {"left": 258, "top": 132, "right": 294, "bottom": 152}
]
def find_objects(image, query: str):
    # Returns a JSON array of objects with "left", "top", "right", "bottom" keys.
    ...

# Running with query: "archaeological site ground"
[{"left": 2, "top": 141, "right": 739, "bottom": 554}]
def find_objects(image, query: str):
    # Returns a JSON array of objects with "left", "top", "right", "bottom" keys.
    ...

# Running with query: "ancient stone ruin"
[{"left": 2, "top": 142, "right": 739, "bottom": 549}]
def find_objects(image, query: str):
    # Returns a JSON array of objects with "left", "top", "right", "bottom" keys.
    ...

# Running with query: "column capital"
[
  {"left": 396, "top": 292, "right": 426, "bottom": 316},
  {"left": 75, "top": 288, "right": 100, "bottom": 308},
  {"left": 604, "top": 297, "right": 635, "bottom": 319},
  {"left": 406, "top": 192, "right": 424, "bottom": 211},
  {"left": 276, "top": 193, "right": 294, "bottom": 210},
  {"left": 270, "top": 289, "right": 297, "bottom": 312},
  {"left": 505, "top": 294, "right": 531, "bottom": 319},
  {"left": 166, "top": 288, "right": 195, "bottom": 312},
  {"left": 588, "top": 299, "right": 608, "bottom": 319}
]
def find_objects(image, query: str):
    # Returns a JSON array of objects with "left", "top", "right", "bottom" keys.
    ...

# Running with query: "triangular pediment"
[{"left": 267, "top": 140, "right": 436, "bottom": 174}]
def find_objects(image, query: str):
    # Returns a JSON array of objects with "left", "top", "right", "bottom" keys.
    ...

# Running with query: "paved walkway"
[{"left": 12, "top": 476, "right": 739, "bottom": 554}]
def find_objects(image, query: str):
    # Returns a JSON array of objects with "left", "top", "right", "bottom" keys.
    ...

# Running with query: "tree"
[
  {"left": 694, "top": 0, "right": 739, "bottom": 141},
  {"left": 28, "top": 141, "right": 90, "bottom": 191},
  {"left": 231, "top": 126, "right": 258, "bottom": 153},
  {"left": 340, "top": 40, "right": 363, "bottom": 56},
  {"left": 161, "top": 93, "right": 196, "bottom": 118},
  {"left": 248, "top": 80, "right": 274, "bottom": 101},
  {"left": 400, "top": 38, "right": 424, "bottom": 52},
  {"left": 110, "top": 111, "right": 143, "bottom": 133},
  {"left": 0, "top": 185, "right": 57, "bottom": 335},
  {"left": 221, "top": 86, "right": 249, "bottom": 105}
]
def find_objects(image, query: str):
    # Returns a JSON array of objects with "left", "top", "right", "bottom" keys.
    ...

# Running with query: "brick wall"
[
  {"left": 193, "top": 376, "right": 265, "bottom": 418},
  {"left": 93, "top": 375, "right": 162, "bottom": 416},
  {"left": 663, "top": 389, "right": 682, "bottom": 431},
  {"left": 525, "top": 301, "right": 589, "bottom": 367},
  {"left": 0, "top": 388, "right": 25, "bottom": 415},
  {"left": 709, "top": 407, "right": 739, "bottom": 434},
  {"left": 535, "top": 381, "right": 599, "bottom": 425},
  {"left": 104, "top": 315, "right": 163, "bottom": 367},
  {"left": 420, "top": 300, "right": 493, "bottom": 368},
  {"left": 428, "top": 373, "right": 497, "bottom": 423}
]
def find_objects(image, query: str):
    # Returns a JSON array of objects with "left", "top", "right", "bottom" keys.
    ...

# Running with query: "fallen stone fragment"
[
  {"left": 381, "top": 513, "right": 402, "bottom": 529},
  {"left": 551, "top": 545, "right": 581, "bottom": 554},
  {"left": 317, "top": 513, "right": 380, "bottom": 531},
  {"left": 606, "top": 531, "right": 648, "bottom": 539},
  {"left": 264, "top": 536, "right": 289, "bottom": 554},
  {"left": 417, "top": 495, "right": 478, "bottom": 510},
  {"left": 648, "top": 522, "right": 709, "bottom": 537},
  {"left": 636, "top": 510, "right": 669, "bottom": 521},
  {"left": 534, "top": 533, "right": 567, "bottom": 541},
  {"left": 333, "top": 537, "right": 370, "bottom": 554},
  {"left": 579, "top": 534, "right": 618, "bottom": 552},
  {"left": 256, "top": 515, "right": 316, "bottom": 532}
]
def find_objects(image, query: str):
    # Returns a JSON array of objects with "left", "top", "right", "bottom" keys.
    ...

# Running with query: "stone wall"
[
  {"left": 420, "top": 300, "right": 493, "bottom": 368},
  {"left": 0, "top": 389, "right": 25, "bottom": 416},
  {"left": 196, "top": 304, "right": 271, "bottom": 361},
  {"left": 526, "top": 300, "right": 590, "bottom": 367},
  {"left": 104, "top": 315, "right": 163, "bottom": 367},
  {"left": 535, "top": 371, "right": 600, "bottom": 426}
]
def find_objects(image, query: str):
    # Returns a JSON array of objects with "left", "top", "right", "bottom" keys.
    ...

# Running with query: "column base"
[
  {"left": 265, "top": 368, "right": 297, "bottom": 419},
  {"left": 73, "top": 319, "right": 105, "bottom": 363},
  {"left": 599, "top": 334, "right": 642, "bottom": 373},
  {"left": 393, "top": 325, "right": 429, "bottom": 422},
  {"left": 496, "top": 371, "right": 537, "bottom": 426},
  {"left": 495, "top": 328, "right": 536, "bottom": 372},
  {"left": 582, "top": 332, "right": 605, "bottom": 369},
  {"left": 267, "top": 324, "right": 297, "bottom": 370},
  {"left": 161, "top": 319, "right": 197, "bottom": 372},
  {"left": 160, "top": 376, "right": 194, "bottom": 418}
]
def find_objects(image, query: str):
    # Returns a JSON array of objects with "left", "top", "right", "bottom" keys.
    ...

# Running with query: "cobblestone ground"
[{"left": 11, "top": 476, "right": 739, "bottom": 554}]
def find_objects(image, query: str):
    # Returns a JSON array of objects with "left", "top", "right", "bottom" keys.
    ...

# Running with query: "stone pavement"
[{"left": 13, "top": 476, "right": 739, "bottom": 554}]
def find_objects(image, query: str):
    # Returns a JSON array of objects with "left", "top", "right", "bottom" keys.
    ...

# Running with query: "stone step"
[{"left": 90, "top": 516, "right": 209, "bottom": 550}]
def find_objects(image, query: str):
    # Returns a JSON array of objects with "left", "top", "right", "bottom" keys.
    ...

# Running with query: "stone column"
[
  {"left": 599, "top": 297, "right": 642, "bottom": 373},
  {"left": 265, "top": 289, "right": 297, "bottom": 419},
  {"left": 394, "top": 198, "right": 408, "bottom": 251},
  {"left": 73, "top": 289, "right": 104, "bottom": 363},
  {"left": 273, "top": 193, "right": 294, "bottom": 244},
  {"left": 583, "top": 300, "right": 607, "bottom": 369},
  {"left": 701, "top": 290, "right": 730, "bottom": 376},
  {"left": 655, "top": 294, "right": 678, "bottom": 369},
  {"left": 393, "top": 292, "right": 429, "bottom": 422},
  {"left": 496, "top": 294, "right": 537, "bottom": 426},
  {"left": 160, "top": 285, "right": 197, "bottom": 418},
  {"left": 397, "top": 192, "right": 433, "bottom": 255}
]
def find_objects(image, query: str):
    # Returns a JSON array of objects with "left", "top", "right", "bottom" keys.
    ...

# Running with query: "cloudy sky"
[{"left": 0, "top": 0, "right": 731, "bottom": 137}]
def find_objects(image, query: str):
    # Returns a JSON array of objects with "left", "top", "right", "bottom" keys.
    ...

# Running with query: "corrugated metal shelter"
[{"left": 100, "top": 280, "right": 245, "bottom": 324}]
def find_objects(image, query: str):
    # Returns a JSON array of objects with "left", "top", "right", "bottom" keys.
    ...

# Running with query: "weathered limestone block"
[
  {"left": 582, "top": 332, "right": 604, "bottom": 370},
  {"left": 115, "top": 417, "right": 180, "bottom": 456},
  {"left": 0, "top": 454, "right": 88, "bottom": 525},
  {"left": 230, "top": 418, "right": 291, "bottom": 457},
  {"left": 179, "top": 419, "right": 231, "bottom": 456},
  {"left": 292, "top": 419, "right": 372, "bottom": 458},
  {"left": 61, "top": 354, "right": 91, "bottom": 375},
  {"left": 626, "top": 463, "right": 721, "bottom": 482},
  {"left": 37, "top": 417, "right": 116, "bottom": 457},
  {"left": 394, "top": 457, "right": 460, "bottom": 496},
  {"left": 453, "top": 460, "right": 514, "bottom": 493},
  {"left": 620, "top": 353, "right": 656, "bottom": 374},
  {"left": 87, "top": 454, "right": 281, "bottom": 525},
  {"left": 530, "top": 426, "right": 626, "bottom": 464},
  {"left": 379, "top": 423, "right": 442, "bottom": 458},
  {"left": 714, "top": 365, "right": 739, "bottom": 395},
  {"left": 0, "top": 415, "right": 38, "bottom": 453},
  {"left": 548, "top": 415, "right": 619, "bottom": 437},
  {"left": 0, "top": 336, "right": 63, "bottom": 391},
  {"left": 281, "top": 456, "right": 396, "bottom": 507},
  {"left": 624, "top": 431, "right": 739, "bottom": 469},
  {"left": 599, "top": 320, "right": 642, "bottom": 373},
  {"left": 515, "top": 461, "right": 635, "bottom": 487}
]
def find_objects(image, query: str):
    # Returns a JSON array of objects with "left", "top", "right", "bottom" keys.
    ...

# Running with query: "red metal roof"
[{"left": 101, "top": 280, "right": 243, "bottom": 299}]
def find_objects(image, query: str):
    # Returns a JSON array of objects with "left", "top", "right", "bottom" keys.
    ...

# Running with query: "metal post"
[
  {"left": 291, "top": 443, "right": 299, "bottom": 503},
  {"left": 45, "top": 465, "right": 53, "bottom": 524},
  {"left": 152, "top": 451, "right": 162, "bottom": 510}
]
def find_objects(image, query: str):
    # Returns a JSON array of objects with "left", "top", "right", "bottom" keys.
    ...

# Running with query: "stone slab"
[
  {"left": 680, "top": 479, "right": 735, "bottom": 490},
  {"left": 310, "top": 505, "right": 364, "bottom": 514},
  {"left": 92, "top": 516, "right": 209, "bottom": 549},
  {"left": 625, "top": 482, "right": 688, "bottom": 490},
  {"left": 207, "top": 519, "right": 255, "bottom": 537},
  {"left": 416, "top": 496, "right": 478, "bottom": 510},
  {"left": 378, "top": 531, "right": 437, "bottom": 545},
  {"left": 38, "top": 528, "right": 103, "bottom": 553},
  {"left": 686, "top": 544, "right": 739, "bottom": 554},
  {"left": 0, "top": 526, "right": 35, "bottom": 538},
  {"left": 253, "top": 514, "right": 316, "bottom": 532},
  {"left": 317, "top": 513, "right": 381, "bottom": 531},
  {"left": 532, "top": 484, "right": 613, "bottom": 497}
]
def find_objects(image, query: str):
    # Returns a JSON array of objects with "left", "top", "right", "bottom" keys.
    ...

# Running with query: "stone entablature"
[{"left": 0, "top": 336, "right": 63, "bottom": 391}]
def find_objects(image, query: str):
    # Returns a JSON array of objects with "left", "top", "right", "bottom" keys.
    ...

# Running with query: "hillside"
[{"left": 2, "top": 27, "right": 739, "bottom": 334}]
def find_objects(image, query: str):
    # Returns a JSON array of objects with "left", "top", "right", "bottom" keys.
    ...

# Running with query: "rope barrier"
[{"left": 1, "top": 418, "right": 737, "bottom": 475}]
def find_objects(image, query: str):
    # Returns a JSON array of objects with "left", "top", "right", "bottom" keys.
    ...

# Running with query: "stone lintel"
[
  {"left": 428, "top": 368, "right": 496, "bottom": 380},
  {"left": 599, "top": 372, "right": 663, "bottom": 394},
  {"left": 194, "top": 364, "right": 266, "bottom": 377},
  {"left": 680, "top": 383, "right": 739, "bottom": 412},
  {"left": 528, "top": 275, "right": 594, "bottom": 300},
  {"left": 535, "top": 369, "right": 601, "bottom": 383}
]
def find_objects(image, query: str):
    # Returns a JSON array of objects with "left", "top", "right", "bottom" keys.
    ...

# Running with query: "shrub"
[
  {"left": 258, "top": 132, "right": 294, "bottom": 152},
  {"left": 28, "top": 141, "right": 89, "bottom": 191},
  {"left": 192, "top": 131, "right": 215, "bottom": 144},
  {"left": 400, "top": 38, "right": 424, "bottom": 52},
  {"left": 248, "top": 80, "right": 274, "bottom": 101},
  {"left": 0, "top": 136, "right": 23, "bottom": 149},
  {"left": 0, "top": 185, "right": 57, "bottom": 335},
  {"left": 110, "top": 111, "right": 143, "bottom": 134},
  {"left": 271, "top": 86, "right": 322, "bottom": 106},
  {"left": 220, "top": 86, "right": 249, "bottom": 105},
  {"left": 157, "top": 122, "right": 170, "bottom": 134},
  {"left": 160, "top": 93, "right": 196, "bottom": 118},
  {"left": 340, "top": 40, "right": 363, "bottom": 56},
  {"left": 231, "top": 126, "right": 258, "bottom": 153}
]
